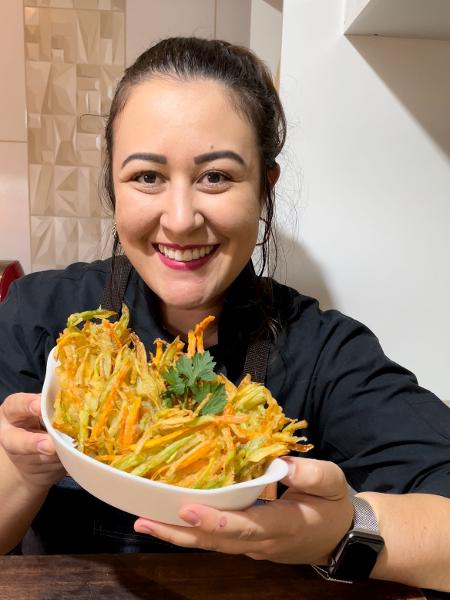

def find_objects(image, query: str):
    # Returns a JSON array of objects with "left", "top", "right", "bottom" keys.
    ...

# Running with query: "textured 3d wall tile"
[{"left": 24, "top": 0, "right": 124, "bottom": 271}]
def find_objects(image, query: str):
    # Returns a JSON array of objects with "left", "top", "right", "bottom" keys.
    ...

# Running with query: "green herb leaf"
[
  {"left": 200, "top": 382, "right": 227, "bottom": 416},
  {"left": 162, "top": 396, "right": 173, "bottom": 408},
  {"left": 163, "top": 366, "right": 186, "bottom": 396},
  {"left": 191, "top": 382, "right": 211, "bottom": 405},
  {"left": 176, "top": 352, "right": 216, "bottom": 387},
  {"left": 162, "top": 351, "right": 225, "bottom": 413}
]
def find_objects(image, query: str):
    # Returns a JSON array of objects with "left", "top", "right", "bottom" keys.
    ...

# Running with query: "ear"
[{"left": 267, "top": 162, "right": 280, "bottom": 190}]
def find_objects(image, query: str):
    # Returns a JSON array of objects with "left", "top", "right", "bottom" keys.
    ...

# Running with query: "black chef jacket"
[{"left": 0, "top": 259, "right": 449, "bottom": 554}]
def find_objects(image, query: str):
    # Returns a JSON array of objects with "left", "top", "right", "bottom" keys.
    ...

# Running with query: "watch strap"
[
  {"left": 311, "top": 564, "right": 354, "bottom": 584},
  {"left": 352, "top": 495, "right": 379, "bottom": 532}
]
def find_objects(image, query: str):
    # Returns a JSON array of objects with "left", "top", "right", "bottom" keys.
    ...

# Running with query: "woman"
[{"left": 0, "top": 38, "right": 449, "bottom": 590}]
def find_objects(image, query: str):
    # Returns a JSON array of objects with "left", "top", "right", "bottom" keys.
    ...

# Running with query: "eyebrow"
[
  {"left": 121, "top": 152, "right": 167, "bottom": 168},
  {"left": 121, "top": 149, "right": 245, "bottom": 169},
  {"left": 194, "top": 150, "right": 245, "bottom": 166}
]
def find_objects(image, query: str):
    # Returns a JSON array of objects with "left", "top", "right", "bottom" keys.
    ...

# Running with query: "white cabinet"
[{"left": 345, "top": 0, "right": 450, "bottom": 40}]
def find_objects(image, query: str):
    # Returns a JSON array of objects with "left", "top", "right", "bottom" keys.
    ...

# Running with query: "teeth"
[{"left": 158, "top": 244, "right": 215, "bottom": 262}]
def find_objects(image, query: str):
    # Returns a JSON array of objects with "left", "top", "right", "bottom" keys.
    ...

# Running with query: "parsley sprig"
[{"left": 162, "top": 351, "right": 226, "bottom": 415}]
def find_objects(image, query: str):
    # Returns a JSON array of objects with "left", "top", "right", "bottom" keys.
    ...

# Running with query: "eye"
[
  {"left": 198, "top": 170, "right": 231, "bottom": 189},
  {"left": 133, "top": 171, "right": 162, "bottom": 185},
  {"left": 130, "top": 170, "right": 164, "bottom": 193}
]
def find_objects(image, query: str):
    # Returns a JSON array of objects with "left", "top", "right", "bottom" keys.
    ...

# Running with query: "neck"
[{"left": 159, "top": 301, "right": 223, "bottom": 348}]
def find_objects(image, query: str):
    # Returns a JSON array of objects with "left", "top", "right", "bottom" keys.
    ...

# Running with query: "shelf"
[{"left": 344, "top": 0, "right": 450, "bottom": 40}]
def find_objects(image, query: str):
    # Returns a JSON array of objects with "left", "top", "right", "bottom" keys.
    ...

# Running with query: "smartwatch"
[{"left": 312, "top": 496, "right": 385, "bottom": 584}]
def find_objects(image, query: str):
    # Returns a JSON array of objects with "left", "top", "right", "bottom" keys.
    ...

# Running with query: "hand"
[
  {"left": 0, "top": 393, "right": 66, "bottom": 491},
  {"left": 134, "top": 457, "right": 354, "bottom": 565}
]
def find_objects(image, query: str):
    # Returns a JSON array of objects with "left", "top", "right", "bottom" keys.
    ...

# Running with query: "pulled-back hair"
[{"left": 102, "top": 36, "right": 286, "bottom": 280}]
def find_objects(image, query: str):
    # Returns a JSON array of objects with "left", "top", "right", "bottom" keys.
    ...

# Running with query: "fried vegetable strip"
[{"left": 52, "top": 306, "right": 313, "bottom": 488}]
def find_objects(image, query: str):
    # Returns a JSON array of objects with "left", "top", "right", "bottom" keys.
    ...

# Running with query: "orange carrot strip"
[
  {"left": 122, "top": 398, "right": 141, "bottom": 448},
  {"left": 118, "top": 403, "right": 129, "bottom": 450},
  {"left": 140, "top": 428, "right": 189, "bottom": 450},
  {"left": 187, "top": 331, "right": 196, "bottom": 357},
  {"left": 89, "top": 363, "right": 129, "bottom": 441},
  {"left": 95, "top": 454, "right": 124, "bottom": 462},
  {"left": 171, "top": 440, "right": 214, "bottom": 473},
  {"left": 152, "top": 339, "right": 163, "bottom": 365},
  {"left": 194, "top": 315, "right": 215, "bottom": 354}
]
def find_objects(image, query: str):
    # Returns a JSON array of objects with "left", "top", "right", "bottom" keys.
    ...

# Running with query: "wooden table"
[{"left": 0, "top": 552, "right": 437, "bottom": 600}]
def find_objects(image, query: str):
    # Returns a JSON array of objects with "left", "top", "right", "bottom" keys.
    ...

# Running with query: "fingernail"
[
  {"left": 135, "top": 522, "right": 154, "bottom": 535},
  {"left": 37, "top": 440, "right": 53, "bottom": 455},
  {"left": 182, "top": 510, "right": 201, "bottom": 526},
  {"left": 30, "top": 400, "right": 40, "bottom": 416}
]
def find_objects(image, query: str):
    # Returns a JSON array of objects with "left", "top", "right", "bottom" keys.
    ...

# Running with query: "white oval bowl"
[{"left": 41, "top": 348, "right": 288, "bottom": 526}]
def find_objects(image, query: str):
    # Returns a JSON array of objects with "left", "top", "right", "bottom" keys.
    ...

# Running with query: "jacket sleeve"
[
  {"left": 308, "top": 313, "right": 450, "bottom": 497},
  {"left": 0, "top": 282, "right": 51, "bottom": 402}
]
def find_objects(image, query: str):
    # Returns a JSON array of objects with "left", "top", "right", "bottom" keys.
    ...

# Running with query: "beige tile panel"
[
  {"left": 31, "top": 215, "right": 113, "bottom": 271},
  {"left": 25, "top": 8, "right": 124, "bottom": 65},
  {"left": 0, "top": 142, "right": 31, "bottom": 273},
  {"left": 25, "top": 3, "right": 124, "bottom": 271},
  {"left": 29, "top": 163, "right": 54, "bottom": 215},
  {"left": 30, "top": 163, "right": 106, "bottom": 218},
  {"left": 26, "top": 62, "right": 51, "bottom": 113},
  {"left": 100, "top": 64, "right": 124, "bottom": 112}
]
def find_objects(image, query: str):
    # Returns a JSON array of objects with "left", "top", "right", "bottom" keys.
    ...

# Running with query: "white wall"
[
  {"left": 277, "top": 0, "right": 450, "bottom": 399},
  {"left": 0, "top": 0, "right": 31, "bottom": 273},
  {"left": 126, "top": 0, "right": 281, "bottom": 77},
  {"left": 250, "top": 0, "right": 283, "bottom": 80},
  {"left": 126, "top": 0, "right": 252, "bottom": 67}
]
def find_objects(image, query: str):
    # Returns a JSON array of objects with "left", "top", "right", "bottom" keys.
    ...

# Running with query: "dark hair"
[{"left": 102, "top": 37, "right": 287, "bottom": 337}]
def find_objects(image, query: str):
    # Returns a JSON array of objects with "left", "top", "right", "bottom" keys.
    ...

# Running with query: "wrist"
[
  {"left": 2, "top": 448, "right": 52, "bottom": 499},
  {"left": 313, "top": 495, "right": 385, "bottom": 583},
  {"left": 319, "top": 494, "right": 354, "bottom": 566}
]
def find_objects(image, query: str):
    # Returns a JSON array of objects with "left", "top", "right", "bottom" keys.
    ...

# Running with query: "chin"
[{"left": 155, "top": 288, "right": 211, "bottom": 311}]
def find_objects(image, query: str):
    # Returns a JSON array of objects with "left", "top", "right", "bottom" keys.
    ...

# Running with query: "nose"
[{"left": 160, "top": 183, "right": 204, "bottom": 235}]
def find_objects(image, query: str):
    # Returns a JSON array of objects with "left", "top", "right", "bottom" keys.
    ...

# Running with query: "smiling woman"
[
  {"left": 102, "top": 37, "right": 284, "bottom": 340},
  {"left": 0, "top": 37, "right": 449, "bottom": 593},
  {"left": 112, "top": 77, "right": 264, "bottom": 336}
]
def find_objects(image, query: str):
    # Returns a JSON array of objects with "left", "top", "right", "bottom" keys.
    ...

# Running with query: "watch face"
[{"left": 331, "top": 532, "right": 385, "bottom": 582}]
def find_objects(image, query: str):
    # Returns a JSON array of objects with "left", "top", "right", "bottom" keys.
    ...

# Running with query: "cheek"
[
  {"left": 115, "top": 195, "right": 158, "bottom": 240},
  {"left": 212, "top": 198, "right": 261, "bottom": 241}
]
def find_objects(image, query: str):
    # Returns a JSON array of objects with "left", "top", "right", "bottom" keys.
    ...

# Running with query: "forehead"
[{"left": 113, "top": 77, "right": 258, "bottom": 156}]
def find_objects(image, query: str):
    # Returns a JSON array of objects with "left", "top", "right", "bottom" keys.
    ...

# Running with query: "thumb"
[{"left": 281, "top": 457, "right": 348, "bottom": 501}]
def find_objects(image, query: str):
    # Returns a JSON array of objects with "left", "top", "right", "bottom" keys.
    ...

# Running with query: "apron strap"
[
  {"left": 101, "top": 255, "right": 133, "bottom": 313},
  {"left": 101, "top": 256, "right": 271, "bottom": 383},
  {"left": 242, "top": 337, "right": 271, "bottom": 385}
]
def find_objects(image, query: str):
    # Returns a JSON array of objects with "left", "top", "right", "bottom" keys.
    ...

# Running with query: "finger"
[
  {"left": 135, "top": 500, "right": 304, "bottom": 556},
  {"left": 1, "top": 425, "right": 56, "bottom": 456},
  {"left": 17, "top": 456, "right": 64, "bottom": 471},
  {"left": 281, "top": 457, "right": 348, "bottom": 500},
  {"left": 178, "top": 503, "right": 276, "bottom": 541},
  {"left": 1, "top": 393, "right": 41, "bottom": 424},
  {"left": 134, "top": 505, "right": 273, "bottom": 554},
  {"left": 134, "top": 519, "right": 211, "bottom": 550}
]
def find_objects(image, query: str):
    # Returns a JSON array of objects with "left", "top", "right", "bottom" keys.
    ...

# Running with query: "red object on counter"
[{"left": 0, "top": 260, "right": 25, "bottom": 302}]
